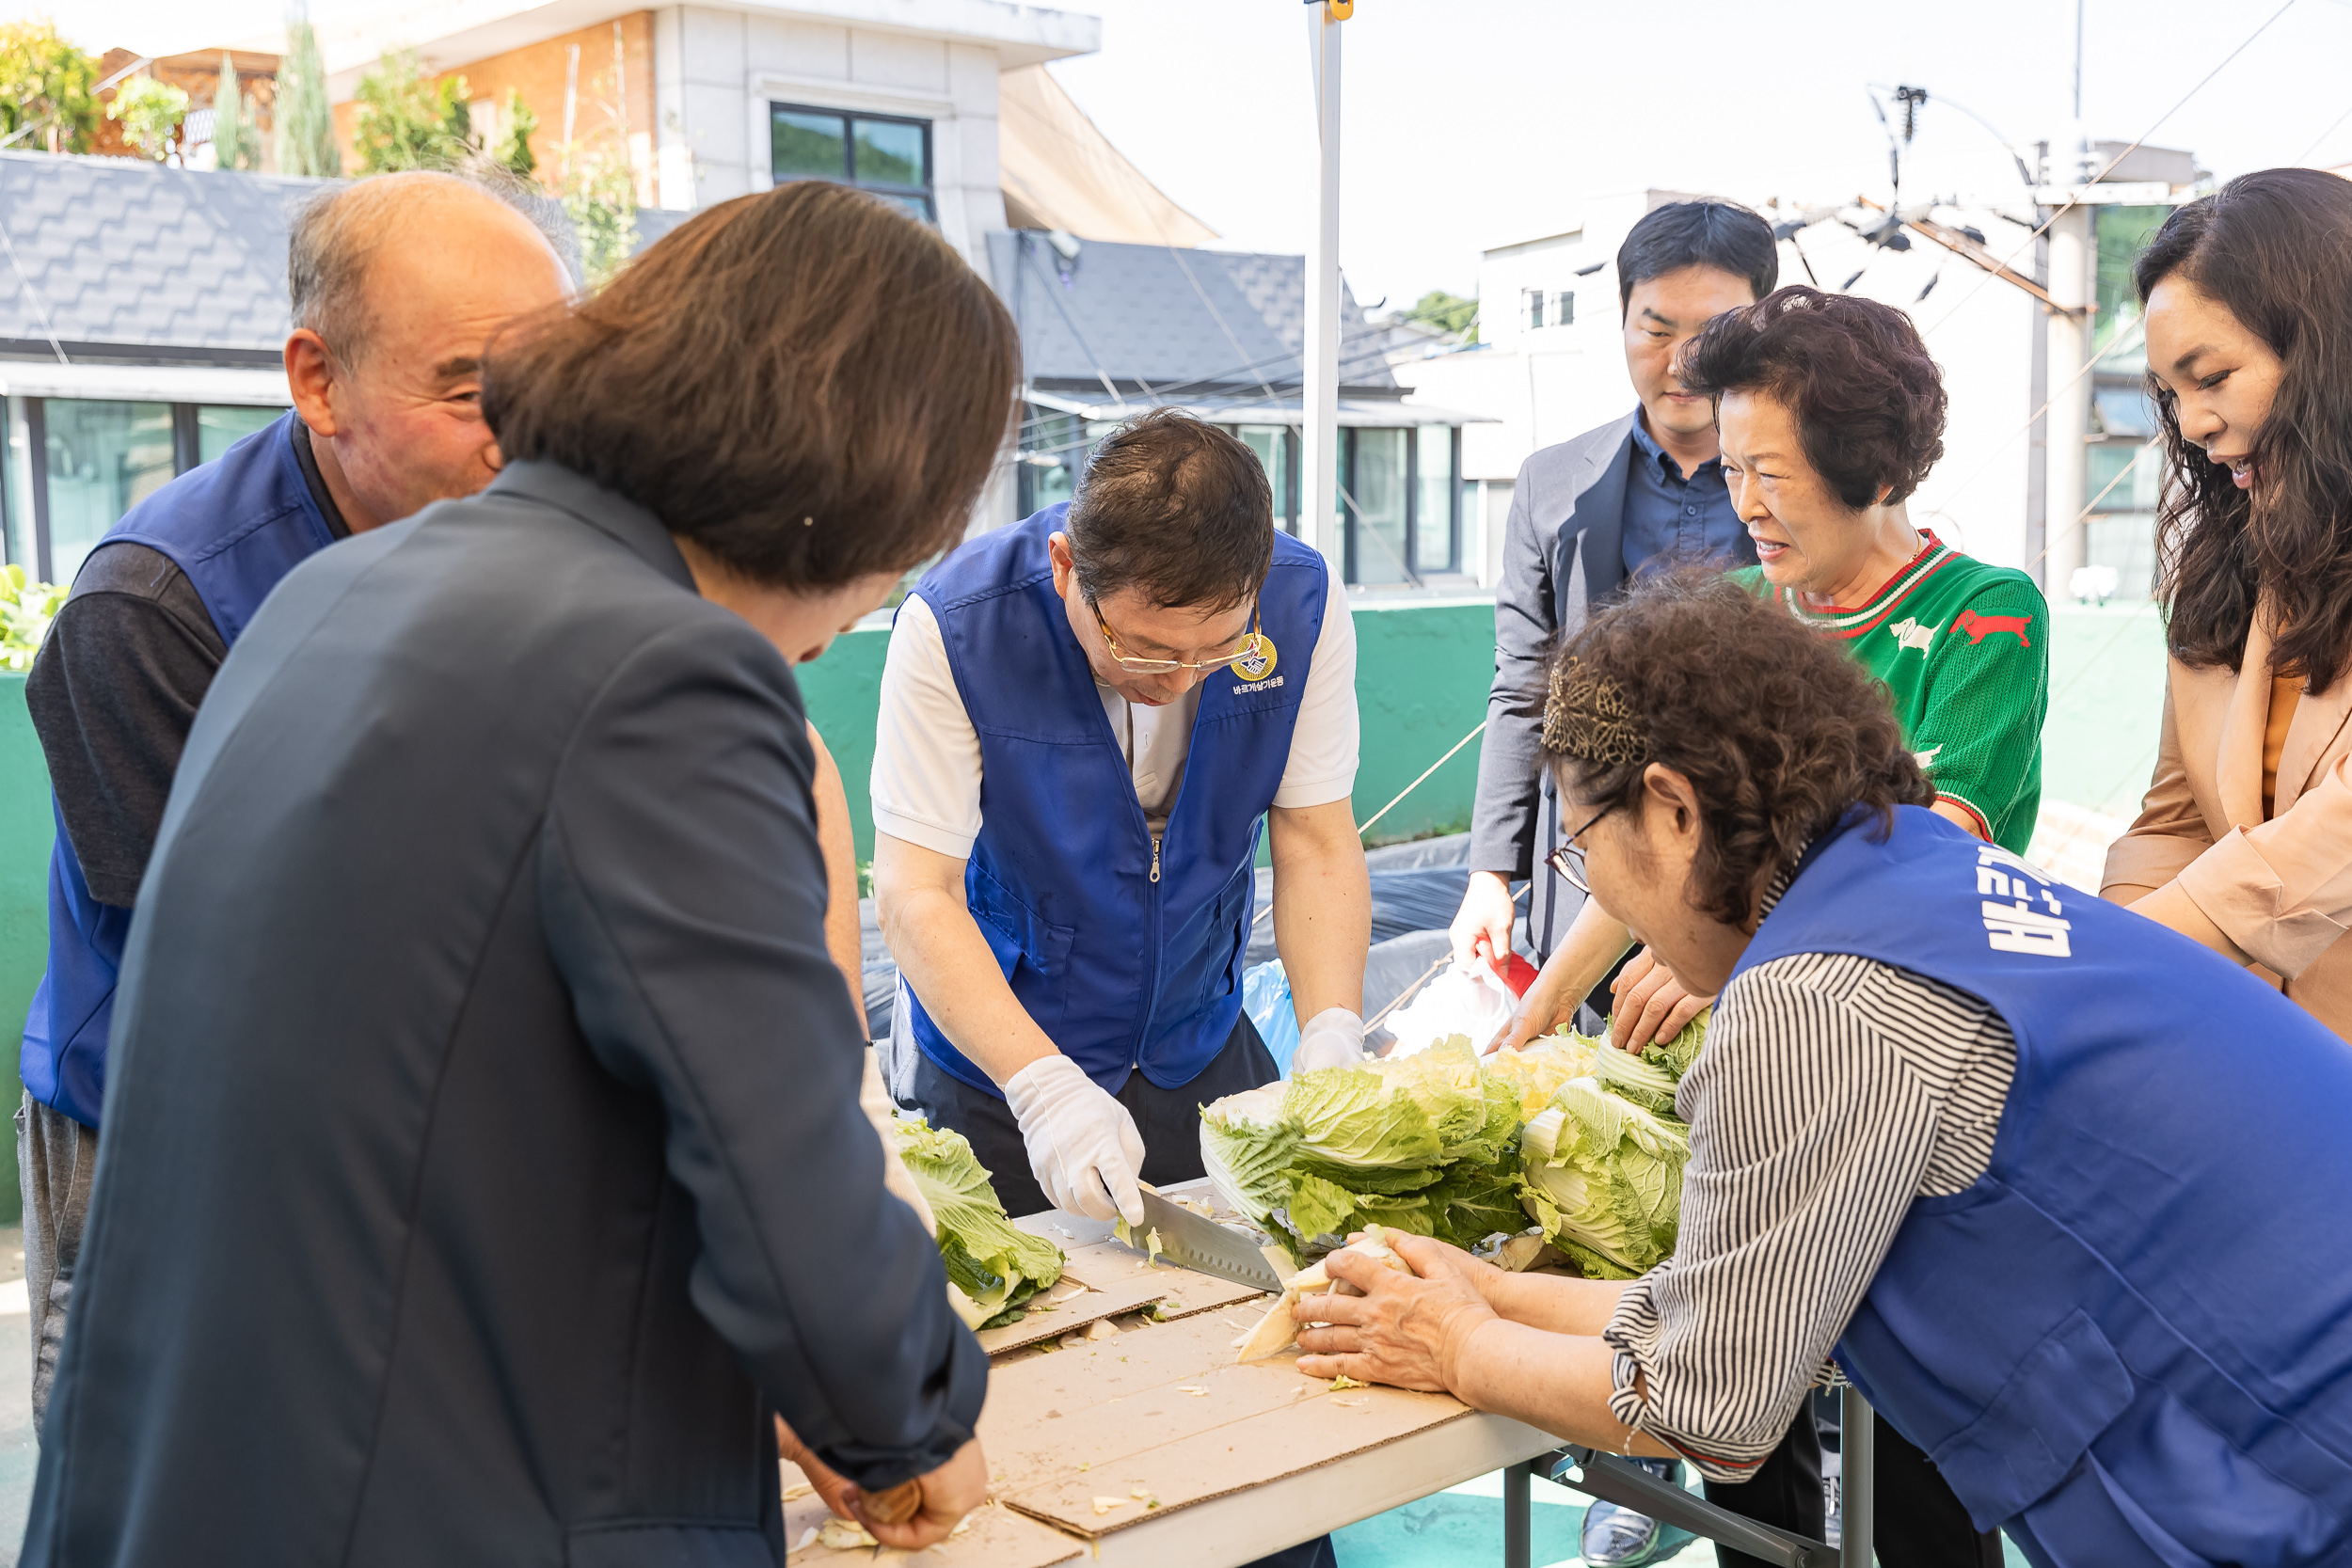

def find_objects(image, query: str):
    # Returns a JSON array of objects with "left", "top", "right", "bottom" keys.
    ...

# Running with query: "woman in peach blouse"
[{"left": 2103, "top": 167, "right": 2352, "bottom": 1041}]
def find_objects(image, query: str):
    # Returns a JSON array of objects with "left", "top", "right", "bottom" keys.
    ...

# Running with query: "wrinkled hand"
[
  {"left": 775, "top": 1417, "right": 860, "bottom": 1522},
  {"left": 1608, "top": 948, "right": 1712, "bottom": 1053},
  {"left": 1294, "top": 1232, "right": 1499, "bottom": 1393},
  {"left": 1005, "top": 1053, "right": 1146, "bottom": 1226},
  {"left": 849, "top": 1439, "right": 990, "bottom": 1552},
  {"left": 1293, "top": 1007, "right": 1366, "bottom": 1072},
  {"left": 1450, "top": 871, "right": 1519, "bottom": 971},
  {"left": 1486, "top": 963, "right": 1579, "bottom": 1056}
]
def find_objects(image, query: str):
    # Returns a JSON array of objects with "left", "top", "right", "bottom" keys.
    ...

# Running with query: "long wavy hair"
[{"left": 2137, "top": 167, "right": 2352, "bottom": 690}]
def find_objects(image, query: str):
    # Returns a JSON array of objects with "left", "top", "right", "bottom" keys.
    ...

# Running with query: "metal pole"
[
  {"left": 1841, "top": 1387, "right": 1875, "bottom": 1567},
  {"left": 1300, "top": 2, "right": 1344, "bottom": 582},
  {"left": 2042, "top": 202, "right": 2092, "bottom": 596},
  {"left": 1502, "top": 1459, "right": 1532, "bottom": 1568}
]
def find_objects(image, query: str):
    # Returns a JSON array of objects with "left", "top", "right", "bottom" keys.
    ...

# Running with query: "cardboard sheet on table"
[
  {"left": 1057, "top": 1240, "right": 1277, "bottom": 1320},
  {"left": 780, "top": 1462, "right": 1082, "bottom": 1567},
  {"left": 979, "top": 1310, "right": 1471, "bottom": 1537},
  {"left": 974, "top": 1273, "right": 1170, "bottom": 1356}
]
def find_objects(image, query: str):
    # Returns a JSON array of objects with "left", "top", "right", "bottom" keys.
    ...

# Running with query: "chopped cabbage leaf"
[{"left": 895, "top": 1117, "right": 1066, "bottom": 1330}]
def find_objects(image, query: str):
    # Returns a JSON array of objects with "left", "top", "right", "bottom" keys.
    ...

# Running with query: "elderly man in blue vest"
[
  {"left": 872, "top": 409, "right": 1373, "bottom": 1235},
  {"left": 16, "top": 170, "right": 571, "bottom": 1425}
]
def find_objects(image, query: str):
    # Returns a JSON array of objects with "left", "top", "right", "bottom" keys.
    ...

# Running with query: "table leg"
[
  {"left": 1502, "top": 1458, "right": 1533, "bottom": 1568},
  {"left": 1841, "top": 1386, "right": 1874, "bottom": 1568}
]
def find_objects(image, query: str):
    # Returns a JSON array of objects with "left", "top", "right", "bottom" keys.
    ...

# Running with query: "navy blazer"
[{"left": 23, "top": 463, "right": 984, "bottom": 1568}]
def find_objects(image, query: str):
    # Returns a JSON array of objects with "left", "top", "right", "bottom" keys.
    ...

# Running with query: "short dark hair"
[
  {"left": 1675, "top": 286, "right": 1947, "bottom": 509},
  {"left": 1546, "top": 570, "right": 1931, "bottom": 927},
  {"left": 483, "top": 182, "right": 1019, "bottom": 591},
  {"left": 1615, "top": 199, "right": 1779, "bottom": 318},
  {"left": 1065, "top": 409, "right": 1274, "bottom": 611}
]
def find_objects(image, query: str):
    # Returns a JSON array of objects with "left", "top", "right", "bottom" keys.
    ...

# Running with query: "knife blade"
[{"left": 1130, "top": 1188, "right": 1286, "bottom": 1294}]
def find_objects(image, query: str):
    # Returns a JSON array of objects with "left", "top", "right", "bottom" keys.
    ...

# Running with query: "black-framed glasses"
[
  {"left": 1544, "top": 801, "right": 1619, "bottom": 895},
  {"left": 1090, "top": 597, "right": 1263, "bottom": 675}
]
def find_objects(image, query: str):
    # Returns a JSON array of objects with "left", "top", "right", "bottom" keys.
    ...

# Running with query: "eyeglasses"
[
  {"left": 1544, "top": 801, "right": 1619, "bottom": 895},
  {"left": 1090, "top": 598, "right": 1263, "bottom": 675}
]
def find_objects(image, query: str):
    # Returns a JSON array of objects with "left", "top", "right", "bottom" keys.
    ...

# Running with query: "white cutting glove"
[
  {"left": 1003, "top": 1053, "right": 1147, "bottom": 1226},
  {"left": 1292, "top": 1007, "right": 1367, "bottom": 1073}
]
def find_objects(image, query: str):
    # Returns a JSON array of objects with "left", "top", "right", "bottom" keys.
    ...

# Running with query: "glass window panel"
[
  {"left": 1234, "top": 425, "right": 1285, "bottom": 521},
  {"left": 2093, "top": 205, "right": 2169, "bottom": 372},
  {"left": 43, "top": 400, "right": 175, "bottom": 585},
  {"left": 873, "top": 191, "right": 933, "bottom": 223},
  {"left": 771, "top": 108, "right": 849, "bottom": 180},
  {"left": 1414, "top": 424, "right": 1454, "bottom": 573},
  {"left": 852, "top": 118, "right": 927, "bottom": 188},
  {"left": 1349, "top": 426, "right": 1410, "bottom": 586},
  {"left": 4, "top": 398, "right": 32, "bottom": 572},
  {"left": 197, "top": 404, "right": 284, "bottom": 465}
]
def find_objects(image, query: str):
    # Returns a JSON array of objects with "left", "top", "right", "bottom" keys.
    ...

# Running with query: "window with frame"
[{"left": 771, "top": 103, "right": 935, "bottom": 223}]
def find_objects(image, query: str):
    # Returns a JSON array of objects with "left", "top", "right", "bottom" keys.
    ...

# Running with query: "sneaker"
[{"left": 1580, "top": 1458, "right": 1696, "bottom": 1566}]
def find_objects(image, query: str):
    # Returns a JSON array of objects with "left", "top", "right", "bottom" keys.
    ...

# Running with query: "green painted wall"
[
  {"left": 2042, "top": 604, "right": 2169, "bottom": 818},
  {"left": 794, "top": 599, "right": 1502, "bottom": 865},
  {"left": 0, "top": 675, "right": 45, "bottom": 1224}
]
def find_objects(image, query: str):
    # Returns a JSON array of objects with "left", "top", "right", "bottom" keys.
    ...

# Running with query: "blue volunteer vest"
[
  {"left": 1735, "top": 806, "right": 2352, "bottom": 1564},
  {"left": 904, "top": 505, "right": 1326, "bottom": 1097},
  {"left": 22, "top": 412, "right": 338, "bottom": 1127}
]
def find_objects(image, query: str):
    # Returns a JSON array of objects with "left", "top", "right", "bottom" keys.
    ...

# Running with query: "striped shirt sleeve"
[{"left": 1598, "top": 952, "right": 2016, "bottom": 1481}]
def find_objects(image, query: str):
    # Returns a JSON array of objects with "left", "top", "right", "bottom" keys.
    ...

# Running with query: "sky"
[{"left": 43, "top": 0, "right": 2352, "bottom": 309}]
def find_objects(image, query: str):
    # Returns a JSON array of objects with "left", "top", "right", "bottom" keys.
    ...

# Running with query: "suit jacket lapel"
[
  {"left": 1558, "top": 409, "right": 1640, "bottom": 619},
  {"left": 2277, "top": 669, "right": 2352, "bottom": 816}
]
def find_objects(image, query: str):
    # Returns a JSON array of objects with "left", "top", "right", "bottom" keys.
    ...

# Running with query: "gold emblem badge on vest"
[{"left": 1229, "top": 632, "right": 1281, "bottom": 693}]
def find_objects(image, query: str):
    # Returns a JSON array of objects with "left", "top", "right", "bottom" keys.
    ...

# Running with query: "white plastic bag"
[{"left": 1380, "top": 959, "right": 1518, "bottom": 1058}]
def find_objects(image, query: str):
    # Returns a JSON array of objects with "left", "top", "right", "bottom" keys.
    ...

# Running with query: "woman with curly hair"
[
  {"left": 2101, "top": 168, "right": 2352, "bottom": 1042},
  {"left": 1500, "top": 289, "right": 2051, "bottom": 1059},
  {"left": 1295, "top": 572, "right": 2352, "bottom": 1568}
]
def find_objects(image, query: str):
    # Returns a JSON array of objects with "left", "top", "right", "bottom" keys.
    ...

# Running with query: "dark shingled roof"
[
  {"left": 985, "top": 230, "right": 1398, "bottom": 400},
  {"left": 0, "top": 151, "right": 323, "bottom": 365}
]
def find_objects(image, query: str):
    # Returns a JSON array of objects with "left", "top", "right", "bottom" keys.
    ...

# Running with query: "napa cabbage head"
[
  {"left": 1487, "top": 1030, "right": 1602, "bottom": 1117},
  {"left": 1517, "top": 1077, "right": 1689, "bottom": 1279},
  {"left": 894, "top": 1117, "right": 1065, "bottom": 1331},
  {"left": 1200, "top": 1039, "right": 1521, "bottom": 1259}
]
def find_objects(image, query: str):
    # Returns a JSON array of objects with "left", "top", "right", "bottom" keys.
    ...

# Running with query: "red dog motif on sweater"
[{"left": 1954, "top": 608, "right": 2032, "bottom": 648}]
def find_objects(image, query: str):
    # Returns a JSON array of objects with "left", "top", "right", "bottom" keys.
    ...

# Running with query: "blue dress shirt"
[{"left": 1620, "top": 414, "right": 1755, "bottom": 579}]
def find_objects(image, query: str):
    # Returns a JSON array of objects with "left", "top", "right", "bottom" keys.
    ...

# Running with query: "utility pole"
[
  {"left": 2042, "top": 0, "right": 2091, "bottom": 596},
  {"left": 1301, "top": 1, "right": 1349, "bottom": 580},
  {"left": 2043, "top": 205, "right": 2091, "bottom": 595}
]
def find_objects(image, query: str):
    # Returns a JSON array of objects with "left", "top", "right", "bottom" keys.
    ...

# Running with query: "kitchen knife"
[{"left": 1129, "top": 1188, "right": 1286, "bottom": 1294}]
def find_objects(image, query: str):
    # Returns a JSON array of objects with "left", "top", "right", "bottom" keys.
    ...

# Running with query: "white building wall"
[
  {"left": 1396, "top": 187, "right": 2045, "bottom": 584},
  {"left": 649, "top": 4, "right": 1012, "bottom": 269}
]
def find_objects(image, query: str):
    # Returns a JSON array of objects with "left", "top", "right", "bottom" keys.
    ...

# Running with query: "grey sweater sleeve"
[
  {"left": 1466, "top": 471, "right": 1557, "bottom": 879},
  {"left": 23, "top": 544, "right": 228, "bottom": 907},
  {"left": 537, "top": 617, "right": 984, "bottom": 1492}
]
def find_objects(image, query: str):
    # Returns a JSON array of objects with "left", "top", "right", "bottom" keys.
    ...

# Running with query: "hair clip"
[{"left": 1542, "top": 658, "right": 1651, "bottom": 767}]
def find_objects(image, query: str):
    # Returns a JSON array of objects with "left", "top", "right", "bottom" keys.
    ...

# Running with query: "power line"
[{"left": 1918, "top": 0, "right": 2300, "bottom": 340}]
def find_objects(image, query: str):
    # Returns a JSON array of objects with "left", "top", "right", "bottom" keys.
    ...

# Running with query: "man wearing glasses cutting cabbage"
[{"left": 871, "top": 409, "right": 1373, "bottom": 1231}]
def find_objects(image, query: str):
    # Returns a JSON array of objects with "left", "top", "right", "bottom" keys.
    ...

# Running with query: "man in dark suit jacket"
[
  {"left": 1450, "top": 199, "right": 1796, "bottom": 1568},
  {"left": 22, "top": 182, "right": 1019, "bottom": 1567},
  {"left": 1455, "top": 200, "right": 1779, "bottom": 986}
]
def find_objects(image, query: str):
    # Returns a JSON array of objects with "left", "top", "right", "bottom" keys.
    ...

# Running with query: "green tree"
[
  {"left": 1405, "top": 289, "right": 1479, "bottom": 341},
  {"left": 108, "top": 73, "right": 188, "bottom": 162},
  {"left": 210, "top": 53, "right": 262, "bottom": 171},
  {"left": 491, "top": 88, "right": 536, "bottom": 179},
  {"left": 273, "top": 13, "right": 339, "bottom": 177},
  {"left": 0, "top": 20, "right": 101, "bottom": 153},
  {"left": 560, "top": 144, "right": 638, "bottom": 289},
  {"left": 352, "top": 49, "right": 473, "bottom": 172}
]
